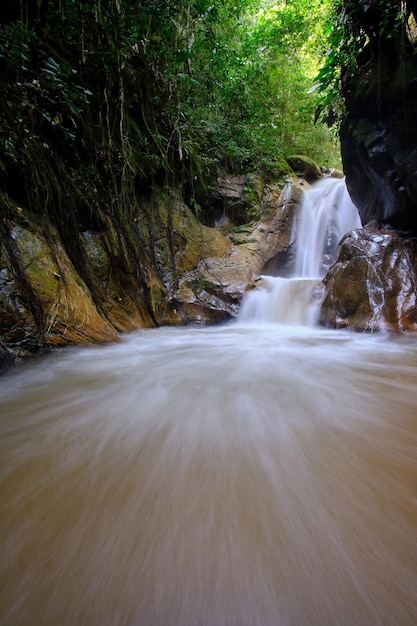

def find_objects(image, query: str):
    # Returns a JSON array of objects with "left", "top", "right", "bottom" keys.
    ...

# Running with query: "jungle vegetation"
[
  {"left": 0, "top": 1, "right": 414, "bottom": 244},
  {"left": 0, "top": 1, "right": 338, "bottom": 216}
]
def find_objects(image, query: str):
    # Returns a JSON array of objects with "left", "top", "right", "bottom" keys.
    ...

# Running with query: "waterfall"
[
  {"left": 239, "top": 177, "right": 361, "bottom": 325},
  {"left": 294, "top": 177, "right": 362, "bottom": 278}
]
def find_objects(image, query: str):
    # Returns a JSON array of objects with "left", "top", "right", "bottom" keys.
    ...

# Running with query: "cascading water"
[
  {"left": 239, "top": 177, "right": 362, "bottom": 325},
  {"left": 294, "top": 176, "right": 361, "bottom": 278}
]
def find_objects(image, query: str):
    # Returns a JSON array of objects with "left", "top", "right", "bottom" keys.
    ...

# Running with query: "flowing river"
[
  {"left": 1, "top": 323, "right": 417, "bottom": 625},
  {"left": 1, "top": 179, "right": 417, "bottom": 625}
]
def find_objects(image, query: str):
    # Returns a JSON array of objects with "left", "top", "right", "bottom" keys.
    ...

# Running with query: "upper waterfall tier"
[
  {"left": 294, "top": 177, "right": 362, "bottom": 279},
  {"left": 238, "top": 177, "right": 361, "bottom": 326}
]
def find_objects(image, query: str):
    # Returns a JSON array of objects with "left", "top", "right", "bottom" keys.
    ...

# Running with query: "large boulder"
[
  {"left": 286, "top": 155, "right": 322, "bottom": 184},
  {"left": 320, "top": 228, "right": 417, "bottom": 331},
  {"left": 174, "top": 257, "right": 251, "bottom": 323}
]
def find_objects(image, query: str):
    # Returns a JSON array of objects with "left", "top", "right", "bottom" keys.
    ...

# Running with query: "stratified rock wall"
[{"left": 0, "top": 175, "right": 304, "bottom": 366}]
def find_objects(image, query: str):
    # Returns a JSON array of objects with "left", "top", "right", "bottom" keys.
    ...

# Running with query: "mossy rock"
[
  {"left": 260, "top": 154, "right": 293, "bottom": 182},
  {"left": 2, "top": 218, "right": 118, "bottom": 350},
  {"left": 286, "top": 155, "right": 322, "bottom": 182}
]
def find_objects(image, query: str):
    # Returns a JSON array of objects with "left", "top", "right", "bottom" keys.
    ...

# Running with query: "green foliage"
[
  {"left": 203, "top": 0, "right": 340, "bottom": 168},
  {"left": 313, "top": 1, "right": 415, "bottom": 127},
  {"left": 0, "top": 0, "right": 340, "bottom": 229}
]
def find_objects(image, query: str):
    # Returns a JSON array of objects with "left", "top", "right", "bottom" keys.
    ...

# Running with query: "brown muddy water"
[{"left": 1, "top": 323, "right": 417, "bottom": 626}]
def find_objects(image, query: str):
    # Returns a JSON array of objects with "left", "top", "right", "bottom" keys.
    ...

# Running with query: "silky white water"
[
  {"left": 294, "top": 177, "right": 361, "bottom": 278},
  {"left": 239, "top": 177, "right": 362, "bottom": 326},
  {"left": 1, "top": 323, "right": 417, "bottom": 626}
]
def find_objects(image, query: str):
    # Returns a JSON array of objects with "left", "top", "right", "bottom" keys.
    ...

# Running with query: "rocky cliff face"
[
  {"left": 340, "top": 5, "right": 417, "bottom": 233},
  {"left": 341, "top": 73, "right": 417, "bottom": 233},
  {"left": 0, "top": 193, "right": 225, "bottom": 368},
  {"left": 0, "top": 174, "right": 306, "bottom": 370},
  {"left": 322, "top": 4, "right": 417, "bottom": 331},
  {"left": 3, "top": 160, "right": 417, "bottom": 373}
]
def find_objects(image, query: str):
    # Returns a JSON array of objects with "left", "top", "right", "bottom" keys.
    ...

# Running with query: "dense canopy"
[{"left": 0, "top": 1, "right": 338, "bottom": 220}]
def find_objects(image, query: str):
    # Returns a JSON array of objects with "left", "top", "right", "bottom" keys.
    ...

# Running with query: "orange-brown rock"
[
  {"left": 0, "top": 177, "right": 312, "bottom": 364},
  {"left": 1, "top": 220, "right": 118, "bottom": 351}
]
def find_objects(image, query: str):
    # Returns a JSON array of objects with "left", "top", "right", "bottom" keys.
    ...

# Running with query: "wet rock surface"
[
  {"left": 320, "top": 228, "right": 417, "bottom": 332},
  {"left": 0, "top": 176, "right": 303, "bottom": 365},
  {"left": 4, "top": 168, "right": 417, "bottom": 371},
  {"left": 0, "top": 220, "right": 118, "bottom": 354},
  {"left": 340, "top": 6, "right": 417, "bottom": 233},
  {"left": 174, "top": 177, "right": 304, "bottom": 323}
]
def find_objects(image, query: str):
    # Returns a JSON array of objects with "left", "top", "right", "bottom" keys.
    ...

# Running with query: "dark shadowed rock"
[
  {"left": 207, "top": 174, "right": 250, "bottom": 226},
  {"left": 340, "top": 3, "right": 417, "bottom": 233},
  {"left": 0, "top": 338, "right": 13, "bottom": 373}
]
